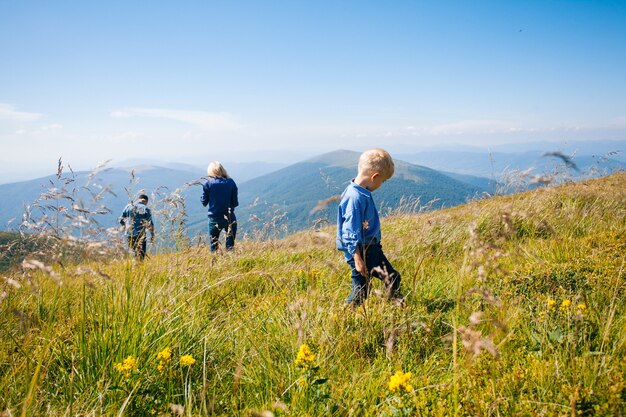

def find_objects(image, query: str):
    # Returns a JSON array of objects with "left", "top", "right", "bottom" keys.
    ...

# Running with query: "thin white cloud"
[
  {"left": 40, "top": 123, "right": 63, "bottom": 131},
  {"left": 257, "top": 119, "right": 626, "bottom": 147},
  {"left": 111, "top": 107, "right": 241, "bottom": 131},
  {"left": 105, "top": 131, "right": 144, "bottom": 145},
  {"left": 611, "top": 116, "right": 626, "bottom": 127},
  {"left": 15, "top": 123, "right": 63, "bottom": 135},
  {"left": 427, "top": 120, "right": 521, "bottom": 135},
  {"left": 0, "top": 103, "right": 43, "bottom": 122}
]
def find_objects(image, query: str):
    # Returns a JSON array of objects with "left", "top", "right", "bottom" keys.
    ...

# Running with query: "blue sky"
[{"left": 1, "top": 0, "right": 625, "bottom": 181}]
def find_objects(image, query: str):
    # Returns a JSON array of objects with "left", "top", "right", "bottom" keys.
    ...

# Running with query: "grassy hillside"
[
  {"left": 0, "top": 232, "right": 24, "bottom": 272},
  {"left": 1, "top": 173, "right": 625, "bottom": 416},
  {"left": 0, "top": 232, "right": 40, "bottom": 273}
]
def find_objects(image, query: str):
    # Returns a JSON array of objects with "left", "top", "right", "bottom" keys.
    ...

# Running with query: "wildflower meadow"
[{"left": 1, "top": 173, "right": 625, "bottom": 416}]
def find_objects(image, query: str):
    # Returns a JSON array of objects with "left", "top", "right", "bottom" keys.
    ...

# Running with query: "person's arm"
[
  {"left": 231, "top": 182, "right": 239, "bottom": 209},
  {"left": 353, "top": 246, "right": 368, "bottom": 277},
  {"left": 147, "top": 209, "right": 155, "bottom": 242},
  {"left": 341, "top": 197, "right": 367, "bottom": 275},
  {"left": 119, "top": 205, "right": 130, "bottom": 226},
  {"left": 200, "top": 182, "right": 210, "bottom": 207}
]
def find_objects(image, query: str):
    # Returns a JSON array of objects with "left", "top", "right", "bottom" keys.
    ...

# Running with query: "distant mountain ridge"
[
  {"left": 396, "top": 140, "right": 626, "bottom": 178},
  {"left": 0, "top": 150, "right": 489, "bottom": 238},
  {"left": 236, "top": 150, "right": 487, "bottom": 233},
  {"left": 3, "top": 144, "right": 621, "bottom": 240},
  {"left": 0, "top": 165, "right": 209, "bottom": 237}
]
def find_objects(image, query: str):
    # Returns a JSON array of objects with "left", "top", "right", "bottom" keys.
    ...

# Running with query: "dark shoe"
[{"left": 390, "top": 290, "right": 405, "bottom": 306}]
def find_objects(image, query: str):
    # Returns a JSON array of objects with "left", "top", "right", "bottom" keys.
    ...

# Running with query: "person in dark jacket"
[
  {"left": 201, "top": 161, "right": 238, "bottom": 252},
  {"left": 119, "top": 194, "right": 154, "bottom": 260}
]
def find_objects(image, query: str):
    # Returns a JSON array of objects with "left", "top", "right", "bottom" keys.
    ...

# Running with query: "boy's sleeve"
[
  {"left": 119, "top": 205, "right": 130, "bottom": 225},
  {"left": 146, "top": 208, "right": 154, "bottom": 236},
  {"left": 340, "top": 197, "right": 363, "bottom": 256}
]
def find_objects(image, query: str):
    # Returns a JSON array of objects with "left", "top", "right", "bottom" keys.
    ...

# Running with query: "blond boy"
[{"left": 336, "top": 149, "right": 403, "bottom": 305}]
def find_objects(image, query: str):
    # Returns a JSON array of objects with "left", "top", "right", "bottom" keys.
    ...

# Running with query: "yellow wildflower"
[
  {"left": 114, "top": 355, "right": 137, "bottom": 378},
  {"left": 560, "top": 299, "right": 571, "bottom": 312},
  {"left": 388, "top": 370, "right": 413, "bottom": 393},
  {"left": 295, "top": 344, "right": 315, "bottom": 369},
  {"left": 547, "top": 298, "right": 556, "bottom": 310},
  {"left": 180, "top": 355, "right": 196, "bottom": 367},
  {"left": 157, "top": 347, "right": 172, "bottom": 373},
  {"left": 577, "top": 303, "right": 587, "bottom": 311},
  {"left": 309, "top": 269, "right": 322, "bottom": 279},
  {"left": 157, "top": 347, "right": 172, "bottom": 362}
]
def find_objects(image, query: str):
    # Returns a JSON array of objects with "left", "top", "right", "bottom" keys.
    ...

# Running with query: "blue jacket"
[
  {"left": 336, "top": 181, "right": 381, "bottom": 259},
  {"left": 119, "top": 201, "right": 153, "bottom": 237},
  {"left": 201, "top": 176, "right": 239, "bottom": 218}
]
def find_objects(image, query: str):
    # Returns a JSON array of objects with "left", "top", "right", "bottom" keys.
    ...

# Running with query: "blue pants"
[
  {"left": 346, "top": 243, "right": 401, "bottom": 305},
  {"left": 208, "top": 214, "right": 237, "bottom": 252}
]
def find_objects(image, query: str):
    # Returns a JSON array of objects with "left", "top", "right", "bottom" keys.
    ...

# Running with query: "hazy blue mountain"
[
  {"left": 396, "top": 148, "right": 625, "bottom": 179},
  {"left": 440, "top": 171, "right": 496, "bottom": 192},
  {"left": 391, "top": 139, "right": 626, "bottom": 160},
  {"left": 485, "top": 139, "right": 626, "bottom": 157},
  {"left": 0, "top": 165, "right": 210, "bottom": 239},
  {"left": 235, "top": 150, "right": 487, "bottom": 234},
  {"left": 5, "top": 145, "right": 620, "bottom": 241},
  {"left": 113, "top": 159, "right": 286, "bottom": 183}
]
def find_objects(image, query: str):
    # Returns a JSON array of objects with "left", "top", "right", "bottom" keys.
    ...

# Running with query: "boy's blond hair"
[
  {"left": 358, "top": 148, "right": 395, "bottom": 179},
  {"left": 207, "top": 161, "right": 230, "bottom": 178}
]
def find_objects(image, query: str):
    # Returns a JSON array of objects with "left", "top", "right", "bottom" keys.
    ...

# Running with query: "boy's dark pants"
[
  {"left": 128, "top": 234, "right": 147, "bottom": 260},
  {"left": 346, "top": 243, "right": 401, "bottom": 305}
]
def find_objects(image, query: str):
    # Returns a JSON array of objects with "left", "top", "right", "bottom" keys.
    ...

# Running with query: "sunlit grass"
[{"left": 1, "top": 173, "right": 625, "bottom": 416}]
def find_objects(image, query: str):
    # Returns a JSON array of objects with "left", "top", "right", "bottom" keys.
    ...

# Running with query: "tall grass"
[{"left": 1, "top": 173, "right": 625, "bottom": 416}]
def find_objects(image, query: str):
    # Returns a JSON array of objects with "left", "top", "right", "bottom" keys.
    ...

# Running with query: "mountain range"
[
  {"left": 2, "top": 143, "right": 623, "bottom": 240},
  {"left": 236, "top": 150, "right": 487, "bottom": 235},
  {"left": 0, "top": 150, "right": 489, "bottom": 239},
  {"left": 398, "top": 150, "right": 626, "bottom": 179}
]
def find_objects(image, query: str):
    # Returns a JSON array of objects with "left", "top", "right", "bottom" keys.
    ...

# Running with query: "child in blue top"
[
  {"left": 201, "top": 161, "right": 238, "bottom": 252},
  {"left": 119, "top": 194, "right": 154, "bottom": 260},
  {"left": 337, "top": 149, "right": 402, "bottom": 306}
]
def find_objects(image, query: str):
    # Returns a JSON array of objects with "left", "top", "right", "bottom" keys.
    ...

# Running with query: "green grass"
[{"left": 1, "top": 173, "right": 625, "bottom": 416}]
